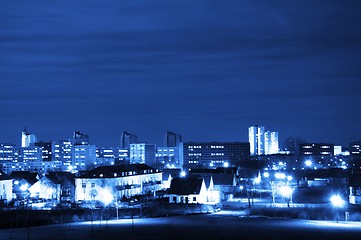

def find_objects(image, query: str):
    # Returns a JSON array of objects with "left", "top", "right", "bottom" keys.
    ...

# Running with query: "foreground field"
[{"left": 1, "top": 210, "right": 361, "bottom": 240}]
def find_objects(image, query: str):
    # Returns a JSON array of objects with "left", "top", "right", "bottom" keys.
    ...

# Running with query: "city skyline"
[
  {"left": 1, "top": 1, "right": 361, "bottom": 148},
  {"left": 0, "top": 126, "right": 357, "bottom": 150}
]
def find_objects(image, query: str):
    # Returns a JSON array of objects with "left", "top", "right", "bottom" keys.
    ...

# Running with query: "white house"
[
  {"left": 75, "top": 164, "right": 162, "bottom": 204},
  {"left": 168, "top": 177, "right": 220, "bottom": 204},
  {"left": 0, "top": 173, "right": 13, "bottom": 203}
]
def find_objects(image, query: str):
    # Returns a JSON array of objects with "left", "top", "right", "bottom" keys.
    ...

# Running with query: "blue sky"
[{"left": 1, "top": 0, "right": 361, "bottom": 147}]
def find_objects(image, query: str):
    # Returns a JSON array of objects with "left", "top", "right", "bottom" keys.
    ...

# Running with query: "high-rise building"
[
  {"left": 264, "top": 131, "right": 279, "bottom": 155},
  {"left": 72, "top": 131, "right": 89, "bottom": 146},
  {"left": 53, "top": 139, "right": 73, "bottom": 170},
  {"left": 249, "top": 125, "right": 265, "bottom": 155},
  {"left": 129, "top": 143, "right": 156, "bottom": 167},
  {"left": 249, "top": 125, "right": 278, "bottom": 156},
  {"left": 21, "top": 128, "right": 37, "bottom": 148},
  {"left": 120, "top": 132, "right": 138, "bottom": 149},
  {"left": 73, "top": 144, "right": 96, "bottom": 171},
  {"left": 164, "top": 131, "right": 182, "bottom": 147},
  {"left": 34, "top": 141, "right": 53, "bottom": 162},
  {"left": 157, "top": 146, "right": 182, "bottom": 169},
  {"left": 0, "top": 143, "right": 18, "bottom": 161}
]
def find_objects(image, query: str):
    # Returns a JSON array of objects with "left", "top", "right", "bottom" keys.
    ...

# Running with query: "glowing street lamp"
[
  {"left": 20, "top": 183, "right": 29, "bottom": 192},
  {"left": 305, "top": 160, "right": 312, "bottom": 168},
  {"left": 253, "top": 177, "right": 261, "bottom": 184},
  {"left": 279, "top": 185, "right": 293, "bottom": 207},
  {"left": 330, "top": 194, "right": 345, "bottom": 223},
  {"left": 275, "top": 172, "right": 286, "bottom": 180},
  {"left": 99, "top": 188, "right": 114, "bottom": 206}
]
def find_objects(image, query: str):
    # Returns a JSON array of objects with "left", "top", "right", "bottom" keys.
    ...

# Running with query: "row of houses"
[
  {"left": 1, "top": 164, "right": 361, "bottom": 208},
  {"left": 0, "top": 164, "right": 241, "bottom": 207}
]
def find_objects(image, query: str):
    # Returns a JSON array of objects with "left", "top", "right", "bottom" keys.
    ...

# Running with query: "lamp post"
[
  {"left": 279, "top": 185, "right": 293, "bottom": 207},
  {"left": 98, "top": 187, "right": 114, "bottom": 229},
  {"left": 330, "top": 194, "right": 345, "bottom": 223}
]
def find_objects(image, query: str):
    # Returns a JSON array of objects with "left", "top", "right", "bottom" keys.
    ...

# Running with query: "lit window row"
[
  {"left": 188, "top": 153, "right": 202, "bottom": 156},
  {"left": 211, "top": 153, "right": 224, "bottom": 156}
]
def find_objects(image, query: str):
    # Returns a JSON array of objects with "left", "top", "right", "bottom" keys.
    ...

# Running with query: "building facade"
[
  {"left": 129, "top": 143, "right": 156, "bottom": 167},
  {"left": 157, "top": 146, "right": 182, "bottom": 169},
  {"left": 21, "top": 128, "right": 37, "bottom": 148},
  {"left": 164, "top": 131, "right": 182, "bottom": 147},
  {"left": 182, "top": 142, "right": 250, "bottom": 169},
  {"left": 120, "top": 132, "right": 138, "bottom": 149},
  {"left": 75, "top": 164, "right": 162, "bottom": 203}
]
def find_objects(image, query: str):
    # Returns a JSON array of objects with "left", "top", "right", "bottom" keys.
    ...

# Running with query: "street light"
[
  {"left": 98, "top": 188, "right": 114, "bottom": 228},
  {"left": 305, "top": 160, "right": 312, "bottom": 168},
  {"left": 279, "top": 185, "right": 293, "bottom": 207},
  {"left": 330, "top": 194, "right": 345, "bottom": 223}
]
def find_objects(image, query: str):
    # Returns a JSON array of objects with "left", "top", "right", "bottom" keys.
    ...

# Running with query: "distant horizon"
[{"left": 0, "top": 126, "right": 358, "bottom": 149}]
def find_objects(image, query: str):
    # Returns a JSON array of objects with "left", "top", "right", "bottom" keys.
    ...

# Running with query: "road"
[{"left": 1, "top": 210, "right": 361, "bottom": 240}]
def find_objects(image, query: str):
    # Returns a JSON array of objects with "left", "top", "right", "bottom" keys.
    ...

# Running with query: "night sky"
[{"left": 1, "top": 1, "right": 361, "bottom": 148}]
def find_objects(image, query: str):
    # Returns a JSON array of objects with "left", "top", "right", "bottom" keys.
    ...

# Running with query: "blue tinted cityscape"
[
  {"left": 2, "top": 0, "right": 361, "bottom": 239},
  {"left": 0, "top": 126, "right": 361, "bottom": 239}
]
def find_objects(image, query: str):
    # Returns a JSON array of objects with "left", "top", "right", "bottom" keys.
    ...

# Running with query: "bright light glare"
[
  {"left": 223, "top": 162, "right": 229, "bottom": 168},
  {"left": 305, "top": 160, "right": 312, "bottom": 167},
  {"left": 275, "top": 172, "right": 286, "bottom": 179},
  {"left": 254, "top": 177, "right": 261, "bottom": 184},
  {"left": 279, "top": 186, "right": 293, "bottom": 198},
  {"left": 180, "top": 171, "right": 186, "bottom": 177},
  {"left": 263, "top": 172, "right": 269, "bottom": 178},
  {"left": 330, "top": 195, "right": 345, "bottom": 208},
  {"left": 20, "top": 184, "right": 28, "bottom": 191},
  {"left": 99, "top": 188, "right": 114, "bottom": 206},
  {"left": 287, "top": 175, "right": 293, "bottom": 181}
]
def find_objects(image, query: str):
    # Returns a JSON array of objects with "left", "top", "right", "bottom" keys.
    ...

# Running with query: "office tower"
[
  {"left": 265, "top": 131, "right": 279, "bottom": 155},
  {"left": 164, "top": 131, "right": 182, "bottom": 147},
  {"left": 73, "top": 144, "right": 96, "bottom": 171},
  {"left": 34, "top": 141, "right": 53, "bottom": 162},
  {"left": 129, "top": 143, "right": 156, "bottom": 167},
  {"left": 120, "top": 132, "right": 138, "bottom": 149},
  {"left": 21, "top": 128, "right": 37, "bottom": 147},
  {"left": 72, "top": 131, "right": 89, "bottom": 146},
  {"left": 350, "top": 141, "right": 361, "bottom": 157},
  {"left": 249, "top": 125, "right": 265, "bottom": 155},
  {"left": 53, "top": 139, "right": 73, "bottom": 170},
  {"left": 0, "top": 143, "right": 18, "bottom": 161},
  {"left": 157, "top": 146, "right": 182, "bottom": 169},
  {"left": 182, "top": 142, "right": 250, "bottom": 169}
]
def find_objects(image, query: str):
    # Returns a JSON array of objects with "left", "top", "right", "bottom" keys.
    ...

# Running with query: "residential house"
[
  {"left": 189, "top": 168, "right": 237, "bottom": 200},
  {"left": 75, "top": 164, "right": 162, "bottom": 205},
  {"left": 167, "top": 177, "right": 220, "bottom": 204},
  {"left": 168, "top": 177, "right": 208, "bottom": 204},
  {"left": 28, "top": 172, "right": 75, "bottom": 203},
  {"left": 0, "top": 173, "right": 13, "bottom": 204},
  {"left": 10, "top": 171, "right": 39, "bottom": 200},
  {"left": 349, "top": 173, "right": 361, "bottom": 205}
]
